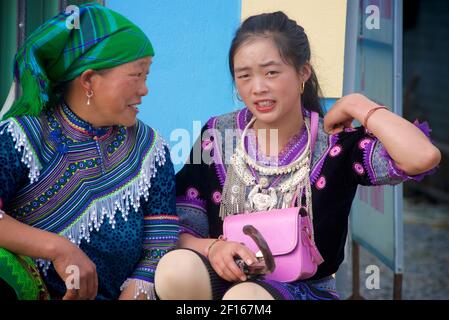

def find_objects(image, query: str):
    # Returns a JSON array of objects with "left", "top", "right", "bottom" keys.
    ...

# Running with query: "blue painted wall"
[{"left": 107, "top": 0, "right": 242, "bottom": 171}]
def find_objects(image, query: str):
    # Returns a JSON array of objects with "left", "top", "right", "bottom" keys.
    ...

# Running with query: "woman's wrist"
[
  {"left": 344, "top": 94, "right": 383, "bottom": 124},
  {"left": 205, "top": 235, "right": 226, "bottom": 259},
  {"left": 46, "top": 233, "right": 71, "bottom": 261}
]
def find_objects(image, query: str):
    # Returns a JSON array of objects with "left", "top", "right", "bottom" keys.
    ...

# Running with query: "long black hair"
[{"left": 229, "top": 11, "right": 324, "bottom": 116}]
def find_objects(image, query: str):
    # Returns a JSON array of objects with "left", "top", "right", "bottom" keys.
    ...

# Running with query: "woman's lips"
[
  {"left": 255, "top": 100, "right": 276, "bottom": 113},
  {"left": 128, "top": 104, "right": 139, "bottom": 113}
]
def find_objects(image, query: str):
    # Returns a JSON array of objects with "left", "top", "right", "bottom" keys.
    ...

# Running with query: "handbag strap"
[{"left": 290, "top": 111, "right": 321, "bottom": 255}]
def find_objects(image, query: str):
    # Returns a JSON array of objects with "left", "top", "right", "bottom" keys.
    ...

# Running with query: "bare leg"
[
  {"left": 222, "top": 282, "right": 275, "bottom": 300},
  {"left": 154, "top": 249, "right": 213, "bottom": 300}
]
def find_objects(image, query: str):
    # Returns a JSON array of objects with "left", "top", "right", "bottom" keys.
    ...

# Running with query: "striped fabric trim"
[{"left": 131, "top": 215, "right": 179, "bottom": 283}]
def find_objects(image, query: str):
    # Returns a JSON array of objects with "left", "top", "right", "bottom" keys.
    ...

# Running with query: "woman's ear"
[
  {"left": 299, "top": 63, "right": 312, "bottom": 83},
  {"left": 78, "top": 69, "right": 96, "bottom": 93}
]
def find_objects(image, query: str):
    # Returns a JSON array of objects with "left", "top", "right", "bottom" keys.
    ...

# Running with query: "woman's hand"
[
  {"left": 207, "top": 240, "right": 258, "bottom": 282},
  {"left": 323, "top": 93, "right": 377, "bottom": 135},
  {"left": 51, "top": 237, "right": 98, "bottom": 300}
]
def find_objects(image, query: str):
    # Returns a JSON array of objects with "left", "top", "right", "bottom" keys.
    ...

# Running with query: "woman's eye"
[
  {"left": 237, "top": 74, "right": 249, "bottom": 79},
  {"left": 267, "top": 71, "right": 278, "bottom": 76}
]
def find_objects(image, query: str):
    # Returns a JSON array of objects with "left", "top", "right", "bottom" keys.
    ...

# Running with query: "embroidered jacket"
[
  {"left": 175, "top": 108, "right": 434, "bottom": 281},
  {"left": 0, "top": 103, "right": 179, "bottom": 299}
]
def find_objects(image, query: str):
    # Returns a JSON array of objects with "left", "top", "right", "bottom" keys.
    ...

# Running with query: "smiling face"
[
  {"left": 88, "top": 56, "right": 152, "bottom": 127},
  {"left": 233, "top": 37, "right": 308, "bottom": 128}
]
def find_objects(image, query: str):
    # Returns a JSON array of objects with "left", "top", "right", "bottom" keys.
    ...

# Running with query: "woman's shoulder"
[
  {"left": 0, "top": 113, "right": 42, "bottom": 129},
  {"left": 134, "top": 119, "right": 170, "bottom": 152},
  {"left": 206, "top": 108, "right": 245, "bottom": 131}
]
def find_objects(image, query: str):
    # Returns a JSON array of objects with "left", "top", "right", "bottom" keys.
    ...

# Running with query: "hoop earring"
[
  {"left": 86, "top": 90, "right": 94, "bottom": 106},
  {"left": 233, "top": 88, "right": 243, "bottom": 102}
]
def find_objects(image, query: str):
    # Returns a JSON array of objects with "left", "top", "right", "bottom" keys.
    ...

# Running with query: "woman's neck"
[
  {"left": 64, "top": 91, "right": 108, "bottom": 128},
  {"left": 252, "top": 107, "right": 304, "bottom": 157}
]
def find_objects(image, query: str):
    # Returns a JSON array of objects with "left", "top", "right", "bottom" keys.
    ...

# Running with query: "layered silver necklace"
[{"left": 219, "top": 116, "right": 313, "bottom": 219}]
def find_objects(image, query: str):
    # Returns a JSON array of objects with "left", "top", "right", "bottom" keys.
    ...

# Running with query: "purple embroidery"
[
  {"left": 202, "top": 139, "right": 213, "bottom": 151},
  {"left": 212, "top": 191, "right": 222, "bottom": 204},
  {"left": 329, "top": 145, "right": 342, "bottom": 157},
  {"left": 358, "top": 138, "right": 372, "bottom": 150},
  {"left": 176, "top": 196, "right": 207, "bottom": 212},
  {"left": 207, "top": 117, "right": 227, "bottom": 187},
  {"left": 186, "top": 187, "right": 199, "bottom": 199},
  {"left": 179, "top": 225, "right": 203, "bottom": 238},
  {"left": 363, "top": 118, "right": 437, "bottom": 185},
  {"left": 362, "top": 138, "right": 378, "bottom": 185},
  {"left": 353, "top": 162, "right": 365, "bottom": 175},
  {"left": 315, "top": 176, "right": 326, "bottom": 190},
  {"left": 310, "top": 134, "right": 339, "bottom": 185}
]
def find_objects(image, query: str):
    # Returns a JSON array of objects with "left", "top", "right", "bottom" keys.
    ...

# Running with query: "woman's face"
[
  {"left": 90, "top": 56, "right": 152, "bottom": 127},
  {"left": 233, "top": 37, "right": 305, "bottom": 127}
]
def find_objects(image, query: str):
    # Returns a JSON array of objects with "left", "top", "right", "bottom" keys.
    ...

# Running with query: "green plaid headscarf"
[{"left": 2, "top": 2, "right": 154, "bottom": 119}]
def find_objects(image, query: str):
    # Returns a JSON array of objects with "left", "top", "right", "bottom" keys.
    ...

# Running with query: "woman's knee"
[
  {"left": 222, "top": 282, "right": 275, "bottom": 300},
  {"left": 154, "top": 249, "right": 212, "bottom": 300}
]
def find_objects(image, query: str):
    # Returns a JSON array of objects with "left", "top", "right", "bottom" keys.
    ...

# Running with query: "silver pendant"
[{"left": 248, "top": 185, "right": 277, "bottom": 211}]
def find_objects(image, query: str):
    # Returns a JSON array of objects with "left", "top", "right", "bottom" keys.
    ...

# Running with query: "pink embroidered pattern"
[
  {"left": 186, "top": 187, "right": 199, "bottom": 199},
  {"left": 315, "top": 176, "right": 327, "bottom": 190},
  {"left": 329, "top": 145, "right": 342, "bottom": 157},
  {"left": 212, "top": 191, "right": 222, "bottom": 204},
  {"left": 353, "top": 162, "right": 365, "bottom": 175},
  {"left": 358, "top": 138, "right": 372, "bottom": 150},
  {"left": 201, "top": 139, "right": 213, "bottom": 151}
]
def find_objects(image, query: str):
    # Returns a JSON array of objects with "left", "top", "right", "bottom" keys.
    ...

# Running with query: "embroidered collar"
[
  {"left": 236, "top": 107, "right": 309, "bottom": 166},
  {"left": 60, "top": 101, "right": 112, "bottom": 138}
]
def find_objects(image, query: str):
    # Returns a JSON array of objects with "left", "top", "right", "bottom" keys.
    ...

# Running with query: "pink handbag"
[
  {"left": 223, "top": 207, "right": 324, "bottom": 282},
  {"left": 222, "top": 112, "right": 324, "bottom": 282}
]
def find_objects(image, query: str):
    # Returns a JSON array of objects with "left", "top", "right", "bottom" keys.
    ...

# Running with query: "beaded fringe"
[
  {"left": 0, "top": 119, "right": 42, "bottom": 183},
  {"left": 61, "top": 134, "right": 168, "bottom": 246},
  {"left": 120, "top": 279, "right": 156, "bottom": 300}
]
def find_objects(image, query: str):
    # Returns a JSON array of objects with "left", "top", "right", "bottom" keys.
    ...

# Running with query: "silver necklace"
[{"left": 230, "top": 117, "right": 312, "bottom": 212}]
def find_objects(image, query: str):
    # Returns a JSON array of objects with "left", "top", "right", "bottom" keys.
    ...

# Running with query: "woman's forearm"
[
  {"left": 0, "top": 211, "right": 63, "bottom": 261},
  {"left": 349, "top": 94, "right": 441, "bottom": 175}
]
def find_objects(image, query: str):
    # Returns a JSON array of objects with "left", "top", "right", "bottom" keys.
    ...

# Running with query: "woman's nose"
[
  {"left": 252, "top": 77, "right": 268, "bottom": 94},
  {"left": 139, "top": 81, "right": 149, "bottom": 96}
]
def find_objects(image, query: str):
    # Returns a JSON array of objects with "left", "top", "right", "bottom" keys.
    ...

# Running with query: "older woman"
[{"left": 0, "top": 3, "right": 178, "bottom": 300}]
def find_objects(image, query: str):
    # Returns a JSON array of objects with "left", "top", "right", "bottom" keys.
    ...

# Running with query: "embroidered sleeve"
[
  {"left": 124, "top": 146, "right": 179, "bottom": 299},
  {"left": 175, "top": 124, "right": 212, "bottom": 239},
  {"left": 0, "top": 121, "right": 32, "bottom": 208},
  {"left": 342, "top": 121, "right": 437, "bottom": 186}
]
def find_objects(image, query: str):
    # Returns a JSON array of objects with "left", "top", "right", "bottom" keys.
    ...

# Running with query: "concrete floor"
[{"left": 336, "top": 198, "right": 449, "bottom": 300}]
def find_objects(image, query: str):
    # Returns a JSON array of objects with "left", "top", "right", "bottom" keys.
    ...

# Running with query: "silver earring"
[
  {"left": 86, "top": 90, "right": 94, "bottom": 105},
  {"left": 233, "top": 88, "right": 243, "bottom": 102}
]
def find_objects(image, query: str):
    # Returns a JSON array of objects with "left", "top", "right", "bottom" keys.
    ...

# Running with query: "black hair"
[{"left": 229, "top": 11, "right": 324, "bottom": 116}]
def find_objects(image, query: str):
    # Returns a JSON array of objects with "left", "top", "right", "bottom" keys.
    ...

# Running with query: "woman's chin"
[{"left": 253, "top": 112, "right": 280, "bottom": 126}]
